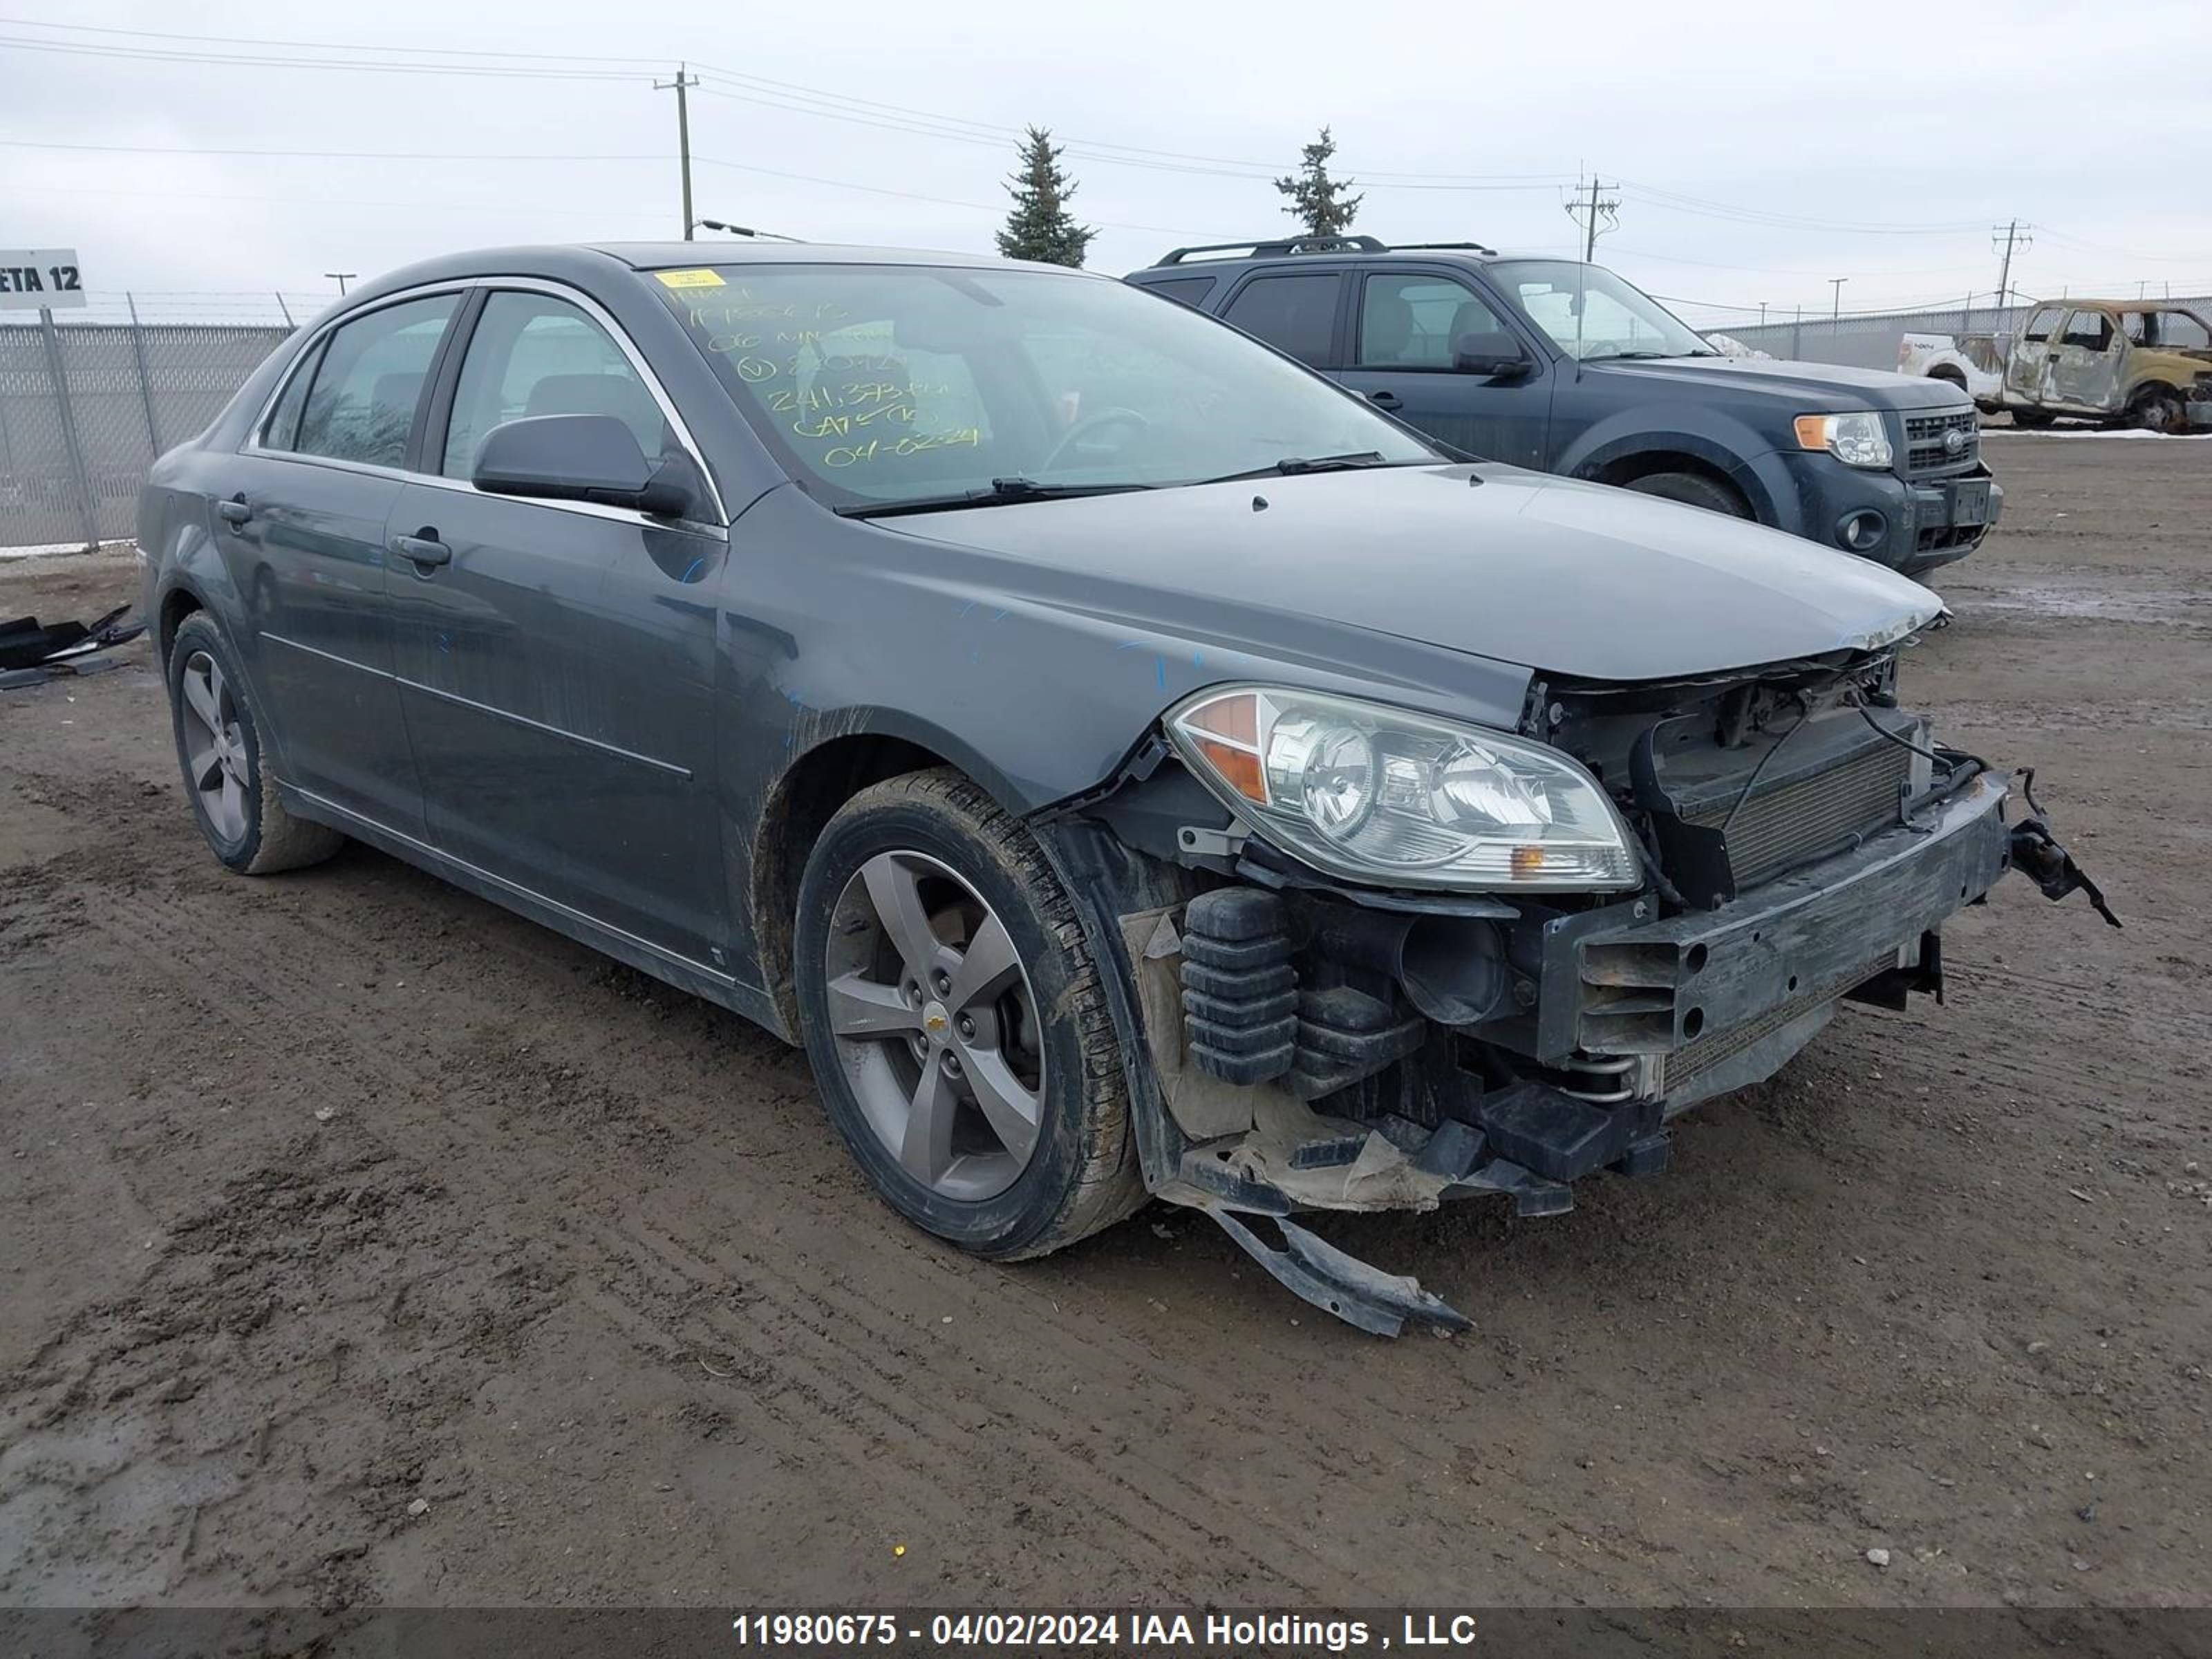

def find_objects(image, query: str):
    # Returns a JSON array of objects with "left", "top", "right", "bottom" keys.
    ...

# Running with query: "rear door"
[
  {"left": 2046, "top": 308, "right": 2124, "bottom": 412},
  {"left": 223, "top": 290, "right": 462, "bottom": 829},
  {"left": 1333, "top": 268, "right": 1548, "bottom": 465},
  {"left": 388, "top": 283, "right": 730, "bottom": 967},
  {"left": 2004, "top": 305, "right": 2063, "bottom": 404}
]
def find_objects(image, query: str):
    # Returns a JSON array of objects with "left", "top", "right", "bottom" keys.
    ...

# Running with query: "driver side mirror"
[
  {"left": 1452, "top": 335, "right": 1533, "bottom": 379},
  {"left": 474, "top": 413, "right": 698, "bottom": 519}
]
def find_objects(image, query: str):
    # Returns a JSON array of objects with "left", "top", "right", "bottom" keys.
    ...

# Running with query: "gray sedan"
[{"left": 140, "top": 243, "right": 2110, "bottom": 1333}]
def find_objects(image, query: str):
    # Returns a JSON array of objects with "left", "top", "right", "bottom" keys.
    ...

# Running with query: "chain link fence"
[
  {"left": 1, "top": 298, "right": 302, "bottom": 550},
  {"left": 1683, "top": 294, "right": 2212, "bottom": 373}
]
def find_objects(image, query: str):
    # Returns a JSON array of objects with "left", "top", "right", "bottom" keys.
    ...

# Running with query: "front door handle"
[
  {"left": 1367, "top": 391, "right": 1403, "bottom": 410},
  {"left": 217, "top": 494, "right": 252, "bottom": 527},
  {"left": 391, "top": 531, "right": 452, "bottom": 569}
]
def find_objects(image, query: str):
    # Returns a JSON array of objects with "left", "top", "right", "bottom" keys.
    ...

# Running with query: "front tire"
[
  {"left": 2124, "top": 387, "right": 2184, "bottom": 434},
  {"left": 793, "top": 769, "right": 1143, "bottom": 1259},
  {"left": 1621, "top": 471, "right": 1751, "bottom": 518},
  {"left": 167, "top": 612, "right": 344, "bottom": 875}
]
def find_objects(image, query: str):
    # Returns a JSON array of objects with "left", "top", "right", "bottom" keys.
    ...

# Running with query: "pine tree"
[
  {"left": 1274, "top": 126, "right": 1365, "bottom": 239},
  {"left": 996, "top": 126, "right": 1096, "bottom": 268}
]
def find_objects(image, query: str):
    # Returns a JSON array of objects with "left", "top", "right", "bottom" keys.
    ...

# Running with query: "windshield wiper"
[
  {"left": 836, "top": 477, "right": 1155, "bottom": 519},
  {"left": 1191, "top": 451, "right": 1407, "bottom": 485}
]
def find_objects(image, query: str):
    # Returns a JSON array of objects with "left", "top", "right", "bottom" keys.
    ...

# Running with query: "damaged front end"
[{"left": 1035, "top": 641, "right": 2115, "bottom": 1337}]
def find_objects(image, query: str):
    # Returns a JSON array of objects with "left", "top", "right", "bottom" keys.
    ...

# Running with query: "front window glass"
[
  {"left": 1357, "top": 275, "right": 1505, "bottom": 368},
  {"left": 2060, "top": 310, "right": 2112, "bottom": 351},
  {"left": 442, "top": 291, "right": 666, "bottom": 477},
  {"left": 292, "top": 294, "right": 458, "bottom": 468},
  {"left": 654, "top": 264, "right": 1434, "bottom": 510},
  {"left": 1492, "top": 261, "right": 1709, "bottom": 362}
]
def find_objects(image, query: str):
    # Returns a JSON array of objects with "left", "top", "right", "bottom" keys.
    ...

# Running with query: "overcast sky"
[{"left": 5, "top": 0, "right": 2209, "bottom": 327}]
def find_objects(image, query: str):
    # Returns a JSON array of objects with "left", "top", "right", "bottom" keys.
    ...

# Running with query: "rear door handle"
[
  {"left": 391, "top": 532, "right": 452, "bottom": 569},
  {"left": 1367, "top": 391, "right": 1403, "bottom": 410},
  {"left": 217, "top": 494, "right": 252, "bottom": 527}
]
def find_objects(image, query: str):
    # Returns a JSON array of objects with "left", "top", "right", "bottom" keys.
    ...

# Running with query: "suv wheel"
[
  {"left": 167, "top": 612, "right": 344, "bottom": 875},
  {"left": 1622, "top": 471, "right": 1750, "bottom": 518},
  {"left": 2124, "top": 386, "right": 2184, "bottom": 435},
  {"left": 793, "top": 769, "right": 1143, "bottom": 1259}
]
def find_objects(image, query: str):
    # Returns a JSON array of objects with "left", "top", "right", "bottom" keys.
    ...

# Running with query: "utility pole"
[
  {"left": 324, "top": 272, "right": 356, "bottom": 295},
  {"left": 1564, "top": 176, "right": 1619, "bottom": 261},
  {"left": 656, "top": 64, "right": 700, "bottom": 239},
  {"left": 1758, "top": 301, "right": 1768, "bottom": 328},
  {"left": 1828, "top": 276, "right": 1847, "bottom": 321},
  {"left": 1991, "top": 218, "right": 2031, "bottom": 308}
]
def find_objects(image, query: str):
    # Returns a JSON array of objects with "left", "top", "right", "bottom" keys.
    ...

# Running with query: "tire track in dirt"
[{"left": 21, "top": 811, "right": 1672, "bottom": 1604}]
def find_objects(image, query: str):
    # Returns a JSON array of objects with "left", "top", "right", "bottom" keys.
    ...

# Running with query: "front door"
[
  {"left": 2005, "top": 305, "right": 2064, "bottom": 405},
  {"left": 222, "top": 290, "right": 462, "bottom": 828},
  {"left": 388, "top": 285, "right": 729, "bottom": 967},
  {"left": 2046, "top": 308, "right": 2125, "bottom": 413},
  {"left": 1333, "top": 270, "right": 1548, "bottom": 467}
]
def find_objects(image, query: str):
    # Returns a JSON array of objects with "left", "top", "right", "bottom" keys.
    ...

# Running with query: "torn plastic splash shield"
[{"left": 1203, "top": 1209, "right": 1472, "bottom": 1338}]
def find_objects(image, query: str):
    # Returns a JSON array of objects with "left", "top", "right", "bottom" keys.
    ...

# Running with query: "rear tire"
[
  {"left": 167, "top": 612, "right": 344, "bottom": 876},
  {"left": 793, "top": 769, "right": 1144, "bottom": 1260},
  {"left": 2124, "top": 387, "right": 2184, "bottom": 434},
  {"left": 1622, "top": 471, "right": 1751, "bottom": 518}
]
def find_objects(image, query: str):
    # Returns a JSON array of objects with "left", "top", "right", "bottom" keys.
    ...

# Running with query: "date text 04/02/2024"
[{"left": 727, "top": 1612, "right": 1486, "bottom": 1649}]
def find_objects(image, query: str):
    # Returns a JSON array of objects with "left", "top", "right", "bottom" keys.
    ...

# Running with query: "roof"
[{"left": 2034, "top": 297, "right": 2208, "bottom": 313}]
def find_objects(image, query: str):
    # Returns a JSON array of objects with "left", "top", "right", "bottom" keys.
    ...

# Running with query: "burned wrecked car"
[{"left": 138, "top": 244, "right": 2112, "bottom": 1333}]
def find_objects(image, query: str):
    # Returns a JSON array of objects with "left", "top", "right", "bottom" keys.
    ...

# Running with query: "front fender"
[{"left": 1555, "top": 411, "right": 1789, "bottom": 526}]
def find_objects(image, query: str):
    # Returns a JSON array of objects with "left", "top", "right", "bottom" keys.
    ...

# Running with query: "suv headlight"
[
  {"left": 1166, "top": 686, "right": 1640, "bottom": 892},
  {"left": 1793, "top": 411, "right": 1893, "bottom": 470}
]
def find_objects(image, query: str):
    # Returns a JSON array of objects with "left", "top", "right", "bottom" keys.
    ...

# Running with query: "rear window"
[{"left": 1219, "top": 272, "right": 1340, "bottom": 365}]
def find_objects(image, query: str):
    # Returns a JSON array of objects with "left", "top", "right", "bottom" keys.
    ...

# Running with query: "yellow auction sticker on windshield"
[{"left": 655, "top": 268, "right": 726, "bottom": 289}]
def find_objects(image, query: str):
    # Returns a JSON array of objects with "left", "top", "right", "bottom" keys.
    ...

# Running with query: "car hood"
[
  {"left": 879, "top": 464, "right": 1944, "bottom": 683},
  {"left": 1591, "top": 354, "right": 1971, "bottom": 411}
]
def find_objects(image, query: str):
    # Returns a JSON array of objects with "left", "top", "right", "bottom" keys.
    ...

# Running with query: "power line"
[
  {"left": 0, "top": 14, "right": 671, "bottom": 63},
  {"left": 1, "top": 138, "right": 663, "bottom": 161},
  {"left": 0, "top": 33, "right": 652, "bottom": 79}
]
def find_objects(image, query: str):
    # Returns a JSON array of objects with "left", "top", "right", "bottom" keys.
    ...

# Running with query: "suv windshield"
[
  {"left": 652, "top": 263, "right": 1437, "bottom": 510},
  {"left": 1490, "top": 261, "right": 1712, "bottom": 362}
]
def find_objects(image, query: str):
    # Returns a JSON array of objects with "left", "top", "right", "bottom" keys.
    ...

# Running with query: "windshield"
[
  {"left": 651, "top": 263, "right": 1437, "bottom": 509},
  {"left": 1490, "top": 261, "right": 1712, "bottom": 362}
]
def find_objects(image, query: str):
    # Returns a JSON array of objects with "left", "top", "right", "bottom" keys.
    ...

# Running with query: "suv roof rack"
[
  {"left": 1153, "top": 235, "right": 1388, "bottom": 265},
  {"left": 1151, "top": 234, "right": 1498, "bottom": 266}
]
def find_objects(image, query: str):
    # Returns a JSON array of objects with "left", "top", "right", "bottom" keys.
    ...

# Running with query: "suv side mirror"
[
  {"left": 474, "top": 414, "right": 697, "bottom": 519},
  {"left": 1452, "top": 335, "right": 1533, "bottom": 379}
]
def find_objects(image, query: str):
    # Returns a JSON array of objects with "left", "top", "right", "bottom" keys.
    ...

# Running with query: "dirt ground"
[{"left": 2, "top": 438, "right": 2206, "bottom": 1615}]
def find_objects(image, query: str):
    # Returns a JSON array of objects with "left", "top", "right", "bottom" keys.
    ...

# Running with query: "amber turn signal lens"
[{"left": 1195, "top": 737, "right": 1268, "bottom": 804}]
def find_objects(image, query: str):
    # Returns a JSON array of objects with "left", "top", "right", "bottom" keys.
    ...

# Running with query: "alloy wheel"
[
  {"left": 823, "top": 850, "right": 1045, "bottom": 1202},
  {"left": 179, "top": 650, "right": 251, "bottom": 843}
]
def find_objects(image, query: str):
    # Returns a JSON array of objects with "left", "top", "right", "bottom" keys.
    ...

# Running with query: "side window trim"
[
  {"left": 237, "top": 276, "right": 728, "bottom": 529},
  {"left": 411, "top": 287, "right": 487, "bottom": 476}
]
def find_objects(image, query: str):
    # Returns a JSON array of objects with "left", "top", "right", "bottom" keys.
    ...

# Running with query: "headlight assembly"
[
  {"left": 1793, "top": 410, "right": 1893, "bottom": 470},
  {"left": 1167, "top": 686, "right": 1640, "bottom": 892}
]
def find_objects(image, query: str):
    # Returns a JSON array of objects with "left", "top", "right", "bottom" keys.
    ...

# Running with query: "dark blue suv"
[{"left": 1127, "top": 237, "right": 1998, "bottom": 579}]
